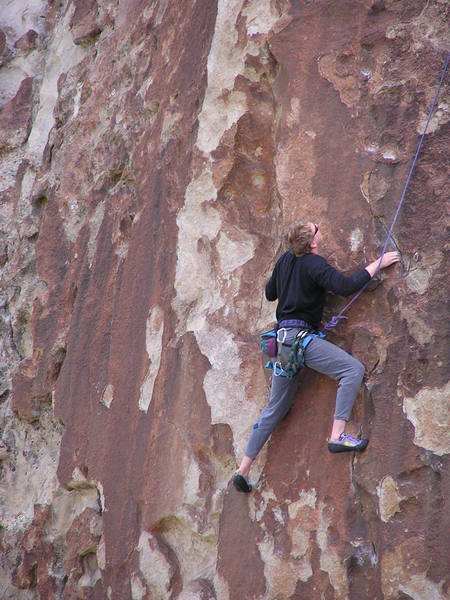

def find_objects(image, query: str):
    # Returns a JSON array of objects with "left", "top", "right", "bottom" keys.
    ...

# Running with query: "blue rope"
[{"left": 324, "top": 51, "right": 450, "bottom": 333}]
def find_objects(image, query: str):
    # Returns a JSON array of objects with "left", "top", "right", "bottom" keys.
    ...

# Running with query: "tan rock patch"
[
  {"left": 403, "top": 382, "right": 450, "bottom": 456},
  {"left": 381, "top": 537, "right": 445, "bottom": 600},
  {"left": 139, "top": 305, "right": 164, "bottom": 413},
  {"left": 377, "top": 475, "right": 403, "bottom": 522}
]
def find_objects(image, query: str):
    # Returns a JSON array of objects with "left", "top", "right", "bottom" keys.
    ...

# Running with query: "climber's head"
[{"left": 284, "top": 221, "right": 321, "bottom": 256}]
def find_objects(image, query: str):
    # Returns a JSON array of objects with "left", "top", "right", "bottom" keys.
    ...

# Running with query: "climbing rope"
[{"left": 324, "top": 51, "right": 450, "bottom": 333}]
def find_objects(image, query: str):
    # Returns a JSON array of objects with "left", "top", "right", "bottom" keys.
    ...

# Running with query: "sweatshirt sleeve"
[
  {"left": 310, "top": 255, "right": 371, "bottom": 296},
  {"left": 265, "top": 262, "right": 279, "bottom": 301}
]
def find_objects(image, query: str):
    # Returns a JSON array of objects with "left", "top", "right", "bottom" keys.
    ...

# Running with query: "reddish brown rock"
[
  {"left": 63, "top": 508, "right": 103, "bottom": 595},
  {"left": 0, "top": 28, "right": 6, "bottom": 59},
  {"left": 0, "top": 77, "right": 34, "bottom": 150},
  {"left": 14, "top": 29, "right": 38, "bottom": 52},
  {"left": 13, "top": 506, "right": 57, "bottom": 596},
  {"left": 69, "top": 0, "right": 109, "bottom": 46}
]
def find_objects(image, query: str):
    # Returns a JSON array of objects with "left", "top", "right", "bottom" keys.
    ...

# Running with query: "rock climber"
[{"left": 233, "top": 220, "right": 400, "bottom": 493}]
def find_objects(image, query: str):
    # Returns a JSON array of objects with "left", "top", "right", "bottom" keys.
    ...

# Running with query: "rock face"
[{"left": 0, "top": 0, "right": 449, "bottom": 598}]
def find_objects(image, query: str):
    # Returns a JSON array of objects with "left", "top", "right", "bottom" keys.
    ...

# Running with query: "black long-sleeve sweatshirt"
[{"left": 265, "top": 251, "right": 371, "bottom": 329}]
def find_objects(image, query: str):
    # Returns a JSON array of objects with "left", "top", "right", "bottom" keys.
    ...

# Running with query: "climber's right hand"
[
  {"left": 378, "top": 251, "right": 401, "bottom": 269},
  {"left": 365, "top": 251, "right": 400, "bottom": 277}
]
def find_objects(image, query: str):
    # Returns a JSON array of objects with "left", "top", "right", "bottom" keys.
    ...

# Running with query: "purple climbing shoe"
[
  {"left": 328, "top": 433, "right": 369, "bottom": 453},
  {"left": 232, "top": 472, "right": 252, "bottom": 493}
]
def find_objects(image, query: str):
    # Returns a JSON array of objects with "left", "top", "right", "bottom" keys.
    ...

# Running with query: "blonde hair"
[{"left": 284, "top": 221, "right": 313, "bottom": 256}]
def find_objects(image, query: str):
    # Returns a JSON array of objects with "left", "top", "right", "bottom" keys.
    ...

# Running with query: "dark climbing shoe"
[
  {"left": 328, "top": 433, "right": 369, "bottom": 453},
  {"left": 232, "top": 472, "right": 252, "bottom": 493}
]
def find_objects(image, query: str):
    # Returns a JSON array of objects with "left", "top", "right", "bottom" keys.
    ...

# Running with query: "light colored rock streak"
[
  {"left": 317, "top": 501, "right": 349, "bottom": 600},
  {"left": 216, "top": 230, "right": 255, "bottom": 273},
  {"left": 377, "top": 475, "right": 403, "bottom": 522},
  {"left": 251, "top": 488, "right": 316, "bottom": 596},
  {"left": 196, "top": 324, "right": 259, "bottom": 458},
  {"left": 26, "top": 4, "right": 87, "bottom": 166},
  {"left": 403, "top": 382, "right": 450, "bottom": 456},
  {"left": 196, "top": 0, "right": 248, "bottom": 155},
  {"left": 173, "top": 169, "right": 222, "bottom": 334},
  {"left": 139, "top": 305, "right": 164, "bottom": 413},
  {"left": 137, "top": 531, "right": 172, "bottom": 598},
  {"left": 172, "top": 0, "right": 278, "bottom": 458},
  {"left": 101, "top": 384, "right": 114, "bottom": 409},
  {"left": 242, "top": 0, "right": 278, "bottom": 35},
  {"left": 160, "top": 517, "right": 218, "bottom": 585},
  {"left": 0, "top": 408, "right": 63, "bottom": 531},
  {"left": 406, "top": 251, "right": 442, "bottom": 295},
  {"left": 258, "top": 534, "right": 311, "bottom": 598},
  {"left": 0, "top": 0, "right": 47, "bottom": 105},
  {"left": 350, "top": 227, "right": 363, "bottom": 252},
  {"left": 1, "top": 0, "right": 47, "bottom": 44},
  {"left": 417, "top": 101, "right": 449, "bottom": 135},
  {"left": 168, "top": 4, "right": 282, "bottom": 595},
  {"left": 130, "top": 573, "right": 147, "bottom": 600}
]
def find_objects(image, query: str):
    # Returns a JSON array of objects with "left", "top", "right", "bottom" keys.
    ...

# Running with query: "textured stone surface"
[
  {"left": 0, "top": 0, "right": 449, "bottom": 598},
  {"left": 403, "top": 382, "right": 450, "bottom": 456}
]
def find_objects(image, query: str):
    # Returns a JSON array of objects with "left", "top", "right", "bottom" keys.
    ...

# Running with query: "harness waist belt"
[{"left": 278, "top": 319, "right": 313, "bottom": 330}]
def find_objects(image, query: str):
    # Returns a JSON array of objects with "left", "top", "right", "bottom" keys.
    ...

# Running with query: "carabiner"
[
  {"left": 277, "top": 328, "right": 287, "bottom": 344},
  {"left": 273, "top": 361, "right": 284, "bottom": 377}
]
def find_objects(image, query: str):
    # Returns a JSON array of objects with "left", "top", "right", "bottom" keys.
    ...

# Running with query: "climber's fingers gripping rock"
[{"left": 379, "top": 251, "right": 401, "bottom": 269}]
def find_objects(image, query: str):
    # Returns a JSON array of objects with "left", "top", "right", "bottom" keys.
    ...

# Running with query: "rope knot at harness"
[{"left": 323, "top": 51, "right": 449, "bottom": 334}]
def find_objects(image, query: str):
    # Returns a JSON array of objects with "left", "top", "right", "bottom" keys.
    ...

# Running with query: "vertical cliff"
[{"left": 0, "top": 0, "right": 448, "bottom": 598}]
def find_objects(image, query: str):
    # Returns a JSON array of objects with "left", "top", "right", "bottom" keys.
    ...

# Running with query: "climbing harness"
[
  {"left": 260, "top": 318, "right": 313, "bottom": 358},
  {"left": 324, "top": 51, "right": 450, "bottom": 333},
  {"left": 265, "top": 327, "right": 325, "bottom": 379}
]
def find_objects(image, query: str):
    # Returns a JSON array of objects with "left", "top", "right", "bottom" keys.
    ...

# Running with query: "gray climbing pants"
[{"left": 245, "top": 328, "right": 365, "bottom": 459}]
